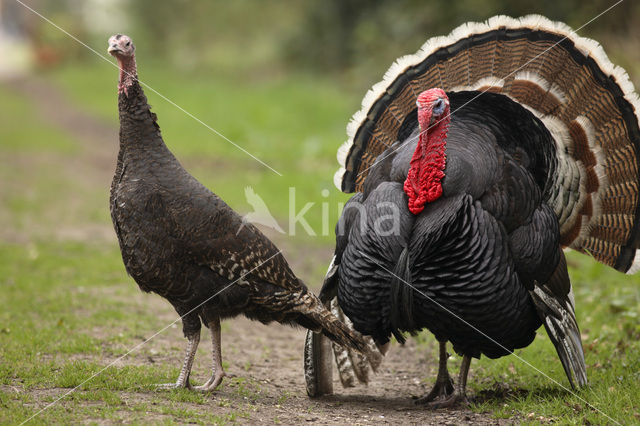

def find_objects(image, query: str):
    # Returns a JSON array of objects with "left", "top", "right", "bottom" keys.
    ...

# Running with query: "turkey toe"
[
  {"left": 423, "top": 391, "right": 469, "bottom": 409},
  {"left": 194, "top": 372, "right": 226, "bottom": 393},
  {"left": 414, "top": 376, "right": 455, "bottom": 405}
]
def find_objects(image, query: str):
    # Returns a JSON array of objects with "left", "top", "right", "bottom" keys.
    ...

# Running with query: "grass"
[
  {"left": 1, "top": 54, "right": 639, "bottom": 423},
  {"left": 0, "top": 240, "right": 255, "bottom": 424},
  {"left": 46, "top": 59, "right": 361, "bottom": 244},
  {"left": 0, "top": 87, "right": 77, "bottom": 154}
]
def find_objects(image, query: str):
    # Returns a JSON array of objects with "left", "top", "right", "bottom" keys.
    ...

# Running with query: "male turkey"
[
  {"left": 107, "top": 34, "right": 378, "bottom": 392},
  {"left": 305, "top": 15, "right": 640, "bottom": 406}
]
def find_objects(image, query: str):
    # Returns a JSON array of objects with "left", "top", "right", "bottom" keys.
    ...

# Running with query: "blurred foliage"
[
  {"left": 125, "top": 0, "right": 304, "bottom": 74},
  {"left": 285, "top": 0, "right": 640, "bottom": 78},
  {"left": 25, "top": 0, "right": 640, "bottom": 81}
]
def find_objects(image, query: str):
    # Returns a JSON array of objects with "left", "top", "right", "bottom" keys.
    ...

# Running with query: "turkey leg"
[
  {"left": 423, "top": 354, "right": 471, "bottom": 409},
  {"left": 415, "top": 340, "right": 454, "bottom": 404},
  {"left": 157, "top": 330, "right": 200, "bottom": 389},
  {"left": 195, "top": 318, "right": 226, "bottom": 392}
]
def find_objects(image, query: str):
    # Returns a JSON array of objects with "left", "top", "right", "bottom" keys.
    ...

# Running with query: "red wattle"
[{"left": 403, "top": 121, "right": 449, "bottom": 215}]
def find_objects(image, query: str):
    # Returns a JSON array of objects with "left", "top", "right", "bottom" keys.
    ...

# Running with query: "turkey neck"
[
  {"left": 115, "top": 71, "right": 173, "bottom": 171},
  {"left": 118, "top": 55, "right": 137, "bottom": 93},
  {"left": 403, "top": 117, "right": 449, "bottom": 214}
]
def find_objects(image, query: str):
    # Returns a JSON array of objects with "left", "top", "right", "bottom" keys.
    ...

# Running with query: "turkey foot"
[
  {"left": 194, "top": 371, "right": 225, "bottom": 393},
  {"left": 414, "top": 374, "right": 454, "bottom": 404},
  {"left": 156, "top": 380, "right": 193, "bottom": 390},
  {"left": 156, "top": 331, "right": 200, "bottom": 390},
  {"left": 415, "top": 340, "right": 454, "bottom": 404},
  {"left": 424, "top": 389, "right": 469, "bottom": 409},
  {"left": 420, "top": 353, "right": 472, "bottom": 410},
  {"left": 194, "top": 318, "right": 226, "bottom": 393},
  {"left": 427, "top": 355, "right": 471, "bottom": 410}
]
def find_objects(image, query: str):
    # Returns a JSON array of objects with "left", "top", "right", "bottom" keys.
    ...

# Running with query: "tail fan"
[
  {"left": 304, "top": 259, "right": 383, "bottom": 397},
  {"left": 335, "top": 15, "right": 640, "bottom": 274}
]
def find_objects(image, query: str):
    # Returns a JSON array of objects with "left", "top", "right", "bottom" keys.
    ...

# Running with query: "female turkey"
[
  {"left": 304, "top": 15, "right": 640, "bottom": 406},
  {"left": 106, "top": 34, "right": 379, "bottom": 392}
]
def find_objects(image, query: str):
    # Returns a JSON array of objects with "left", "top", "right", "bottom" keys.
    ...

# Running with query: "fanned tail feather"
[
  {"left": 530, "top": 286, "right": 587, "bottom": 388},
  {"left": 335, "top": 14, "right": 640, "bottom": 275},
  {"left": 304, "top": 329, "right": 333, "bottom": 397},
  {"left": 329, "top": 298, "right": 381, "bottom": 386},
  {"left": 303, "top": 296, "right": 382, "bottom": 397}
]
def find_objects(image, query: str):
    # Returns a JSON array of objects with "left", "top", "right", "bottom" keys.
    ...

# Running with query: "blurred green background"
[
  {"left": 2, "top": 0, "right": 639, "bottom": 242},
  {"left": 1, "top": 0, "right": 639, "bottom": 423}
]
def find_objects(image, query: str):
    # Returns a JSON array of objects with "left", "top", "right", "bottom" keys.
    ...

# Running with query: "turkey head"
[
  {"left": 403, "top": 88, "right": 450, "bottom": 214},
  {"left": 108, "top": 34, "right": 137, "bottom": 96}
]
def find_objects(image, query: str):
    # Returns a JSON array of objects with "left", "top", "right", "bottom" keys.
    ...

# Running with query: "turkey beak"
[{"left": 108, "top": 44, "right": 121, "bottom": 55}]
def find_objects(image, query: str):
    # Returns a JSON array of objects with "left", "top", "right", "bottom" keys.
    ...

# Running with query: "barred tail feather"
[
  {"left": 329, "top": 298, "right": 381, "bottom": 386},
  {"left": 304, "top": 330, "right": 334, "bottom": 397},
  {"left": 303, "top": 294, "right": 383, "bottom": 397},
  {"left": 299, "top": 292, "right": 370, "bottom": 355},
  {"left": 530, "top": 286, "right": 588, "bottom": 388}
]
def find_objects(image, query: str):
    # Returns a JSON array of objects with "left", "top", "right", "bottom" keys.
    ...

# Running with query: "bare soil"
[{"left": 2, "top": 76, "right": 510, "bottom": 424}]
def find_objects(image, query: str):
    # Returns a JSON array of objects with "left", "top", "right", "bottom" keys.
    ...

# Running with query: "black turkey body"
[
  {"left": 108, "top": 34, "right": 374, "bottom": 392},
  {"left": 305, "top": 15, "right": 640, "bottom": 405},
  {"left": 339, "top": 92, "right": 559, "bottom": 357},
  {"left": 112, "top": 83, "right": 307, "bottom": 329}
]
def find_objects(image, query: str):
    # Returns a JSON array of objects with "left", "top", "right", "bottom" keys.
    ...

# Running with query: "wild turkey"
[
  {"left": 106, "top": 34, "right": 378, "bottom": 392},
  {"left": 304, "top": 15, "right": 640, "bottom": 406}
]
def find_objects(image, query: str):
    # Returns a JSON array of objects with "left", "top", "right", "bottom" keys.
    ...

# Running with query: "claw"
[
  {"left": 194, "top": 372, "right": 225, "bottom": 393},
  {"left": 422, "top": 391, "right": 469, "bottom": 409},
  {"left": 414, "top": 375, "right": 454, "bottom": 404},
  {"left": 417, "top": 353, "right": 472, "bottom": 410}
]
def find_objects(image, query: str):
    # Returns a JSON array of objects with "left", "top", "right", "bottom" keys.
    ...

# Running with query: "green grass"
[
  {"left": 47, "top": 59, "right": 361, "bottom": 244},
  {"left": 0, "top": 86, "right": 77, "bottom": 154},
  {"left": 0, "top": 85, "right": 110, "bottom": 238},
  {"left": 0, "top": 241, "right": 251, "bottom": 424}
]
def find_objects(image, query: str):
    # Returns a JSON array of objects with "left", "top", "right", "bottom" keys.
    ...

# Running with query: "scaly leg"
[
  {"left": 156, "top": 330, "right": 200, "bottom": 389},
  {"left": 415, "top": 340, "right": 454, "bottom": 404},
  {"left": 423, "top": 354, "right": 472, "bottom": 409},
  {"left": 195, "top": 318, "right": 226, "bottom": 392}
]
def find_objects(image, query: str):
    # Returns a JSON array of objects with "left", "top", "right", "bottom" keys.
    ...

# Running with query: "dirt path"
[{"left": 3, "top": 76, "right": 509, "bottom": 424}]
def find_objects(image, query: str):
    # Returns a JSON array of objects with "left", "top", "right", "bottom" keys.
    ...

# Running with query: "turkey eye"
[{"left": 125, "top": 41, "right": 130, "bottom": 47}]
